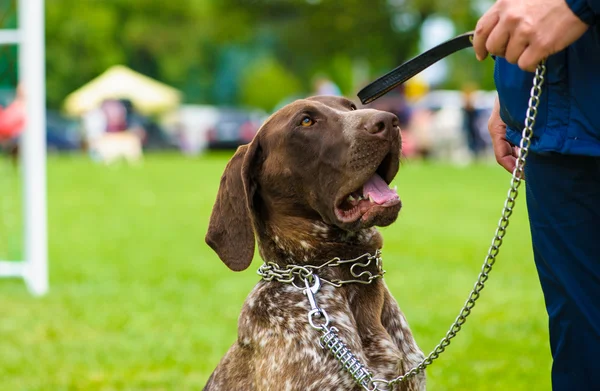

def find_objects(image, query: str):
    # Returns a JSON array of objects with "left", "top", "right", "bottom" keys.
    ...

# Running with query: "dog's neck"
[{"left": 255, "top": 215, "right": 383, "bottom": 267}]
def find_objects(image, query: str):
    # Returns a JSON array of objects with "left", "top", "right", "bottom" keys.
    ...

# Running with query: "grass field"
[{"left": 0, "top": 153, "right": 551, "bottom": 390}]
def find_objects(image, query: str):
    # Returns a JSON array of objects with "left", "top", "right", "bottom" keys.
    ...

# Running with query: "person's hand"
[
  {"left": 473, "top": 0, "right": 589, "bottom": 71},
  {"left": 488, "top": 97, "right": 519, "bottom": 174}
]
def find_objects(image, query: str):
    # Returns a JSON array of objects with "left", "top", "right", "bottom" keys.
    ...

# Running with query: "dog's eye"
[
  {"left": 350, "top": 104, "right": 357, "bottom": 111},
  {"left": 300, "top": 116, "right": 314, "bottom": 127}
]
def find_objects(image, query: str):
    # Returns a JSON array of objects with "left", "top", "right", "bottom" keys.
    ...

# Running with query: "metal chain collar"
[
  {"left": 298, "top": 62, "right": 547, "bottom": 391},
  {"left": 257, "top": 250, "right": 385, "bottom": 288}
]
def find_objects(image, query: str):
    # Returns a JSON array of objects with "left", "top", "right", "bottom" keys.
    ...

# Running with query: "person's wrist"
[{"left": 566, "top": 0, "right": 596, "bottom": 24}]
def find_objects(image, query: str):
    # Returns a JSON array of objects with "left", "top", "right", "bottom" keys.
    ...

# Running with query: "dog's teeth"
[
  {"left": 393, "top": 185, "right": 397, "bottom": 192},
  {"left": 369, "top": 195, "right": 374, "bottom": 202},
  {"left": 347, "top": 195, "right": 356, "bottom": 202}
]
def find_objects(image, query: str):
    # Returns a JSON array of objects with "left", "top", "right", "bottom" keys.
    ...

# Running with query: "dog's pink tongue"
[{"left": 363, "top": 173, "right": 398, "bottom": 204}]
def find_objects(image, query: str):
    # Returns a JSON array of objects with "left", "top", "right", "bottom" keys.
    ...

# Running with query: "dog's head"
[{"left": 206, "top": 96, "right": 402, "bottom": 271}]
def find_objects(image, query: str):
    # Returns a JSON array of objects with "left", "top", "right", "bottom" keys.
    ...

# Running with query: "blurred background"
[
  {"left": 0, "top": 0, "right": 550, "bottom": 390},
  {"left": 0, "top": 0, "right": 500, "bottom": 162}
]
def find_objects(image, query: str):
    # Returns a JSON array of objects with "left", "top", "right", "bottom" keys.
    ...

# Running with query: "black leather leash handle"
[{"left": 357, "top": 31, "right": 475, "bottom": 104}]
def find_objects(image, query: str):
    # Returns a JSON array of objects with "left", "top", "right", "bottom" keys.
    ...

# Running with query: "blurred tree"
[
  {"left": 0, "top": 0, "right": 18, "bottom": 91},
  {"left": 211, "top": 0, "right": 493, "bottom": 103},
  {"left": 214, "top": 0, "right": 422, "bottom": 96},
  {"left": 45, "top": 0, "right": 217, "bottom": 109},
  {"left": 239, "top": 55, "right": 302, "bottom": 111},
  {"left": 40, "top": 0, "right": 493, "bottom": 110},
  {"left": 46, "top": 2, "right": 125, "bottom": 108}
]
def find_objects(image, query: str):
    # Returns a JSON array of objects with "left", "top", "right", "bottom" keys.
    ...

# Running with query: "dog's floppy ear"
[{"left": 206, "top": 141, "right": 260, "bottom": 271}]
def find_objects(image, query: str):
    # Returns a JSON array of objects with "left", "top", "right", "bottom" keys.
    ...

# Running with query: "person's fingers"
[
  {"left": 504, "top": 31, "right": 529, "bottom": 64},
  {"left": 485, "top": 21, "right": 510, "bottom": 58},
  {"left": 518, "top": 16, "right": 588, "bottom": 71},
  {"left": 488, "top": 98, "right": 516, "bottom": 174},
  {"left": 515, "top": 4, "right": 588, "bottom": 71},
  {"left": 473, "top": 7, "right": 500, "bottom": 61},
  {"left": 517, "top": 44, "right": 546, "bottom": 72},
  {"left": 474, "top": 0, "right": 589, "bottom": 71},
  {"left": 494, "top": 141, "right": 518, "bottom": 174},
  {"left": 490, "top": 116, "right": 517, "bottom": 173}
]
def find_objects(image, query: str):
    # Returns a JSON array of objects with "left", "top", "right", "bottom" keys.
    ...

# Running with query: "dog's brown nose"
[{"left": 365, "top": 112, "right": 399, "bottom": 135}]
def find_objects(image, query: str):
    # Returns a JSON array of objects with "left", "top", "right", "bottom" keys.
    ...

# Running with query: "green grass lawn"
[{"left": 0, "top": 153, "right": 550, "bottom": 390}]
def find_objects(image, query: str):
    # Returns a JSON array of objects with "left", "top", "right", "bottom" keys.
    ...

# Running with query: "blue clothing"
[
  {"left": 494, "top": 2, "right": 600, "bottom": 390},
  {"left": 495, "top": 0, "right": 600, "bottom": 156},
  {"left": 525, "top": 152, "right": 600, "bottom": 390}
]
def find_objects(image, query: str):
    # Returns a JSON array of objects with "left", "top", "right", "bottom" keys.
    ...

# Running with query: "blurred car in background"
[
  {"left": 207, "top": 108, "right": 267, "bottom": 150},
  {"left": 139, "top": 118, "right": 180, "bottom": 151},
  {"left": 46, "top": 110, "right": 81, "bottom": 151}
]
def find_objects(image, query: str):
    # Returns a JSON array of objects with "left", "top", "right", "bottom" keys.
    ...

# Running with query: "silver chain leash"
[
  {"left": 303, "top": 275, "right": 378, "bottom": 390},
  {"left": 303, "top": 62, "right": 547, "bottom": 391}
]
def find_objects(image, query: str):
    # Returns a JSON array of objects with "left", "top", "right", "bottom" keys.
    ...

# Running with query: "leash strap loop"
[{"left": 357, "top": 31, "right": 474, "bottom": 104}]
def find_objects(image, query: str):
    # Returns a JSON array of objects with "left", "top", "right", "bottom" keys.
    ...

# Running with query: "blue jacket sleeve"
[{"left": 566, "top": 0, "right": 600, "bottom": 24}]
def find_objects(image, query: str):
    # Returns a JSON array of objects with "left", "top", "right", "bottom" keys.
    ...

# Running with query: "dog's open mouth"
[{"left": 334, "top": 154, "right": 401, "bottom": 224}]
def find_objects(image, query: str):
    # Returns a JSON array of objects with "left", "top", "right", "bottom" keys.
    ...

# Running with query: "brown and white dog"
[
  {"left": 89, "top": 132, "right": 143, "bottom": 165},
  {"left": 205, "top": 96, "right": 425, "bottom": 391}
]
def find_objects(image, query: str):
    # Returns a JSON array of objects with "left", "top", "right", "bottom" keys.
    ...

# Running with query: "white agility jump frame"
[{"left": 0, "top": 0, "right": 48, "bottom": 295}]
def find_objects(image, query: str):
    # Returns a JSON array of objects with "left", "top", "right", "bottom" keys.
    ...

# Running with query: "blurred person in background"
[
  {"left": 405, "top": 108, "right": 434, "bottom": 160},
  {"left": 0, "top": 85, "right": 25, "bottom": 165},
  {"left": 119, "top": 99, "right": 147, "bottom": 143},
  {"left": 102, "top": 99, "right": 128, "bottom": 133},
  {"left": 461, "top": 83, "right": 486, "bottom": 159},
  {"left": 474, "top": 0, "right": 600, "bottom": 389},
  {"left": 82, "top": 106, "right": 107, "bottom": 150}
]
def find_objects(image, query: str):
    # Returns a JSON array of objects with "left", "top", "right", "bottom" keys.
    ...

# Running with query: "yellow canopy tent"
[{"left": 63, "top": 65, "right": 182, "bottom": 116}]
